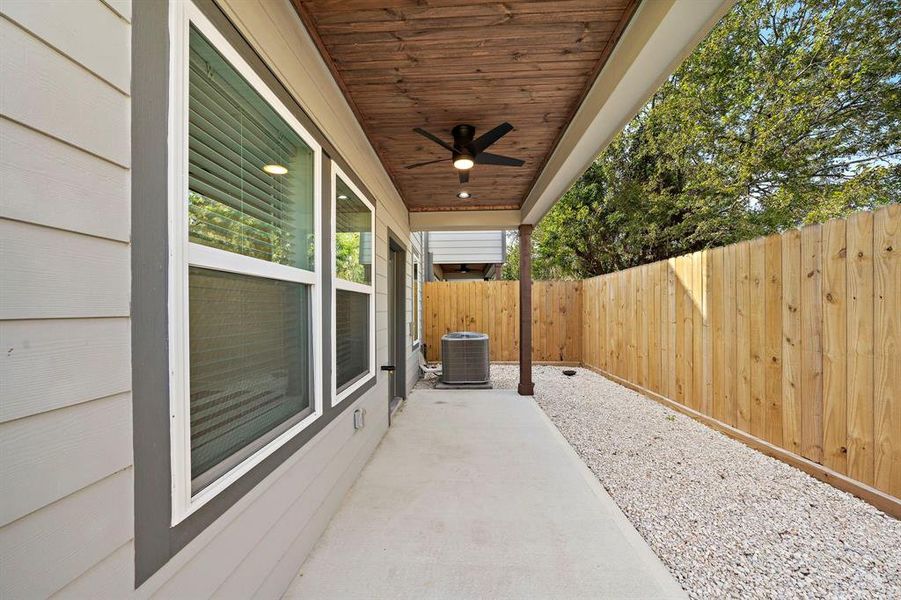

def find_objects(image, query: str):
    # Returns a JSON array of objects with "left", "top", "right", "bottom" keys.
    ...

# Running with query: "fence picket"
[
  {"left": 874, "top": 205, "right": 900, "bottom": 497},
  {"left": 764, "top": 234, "right": 784, "bottom": 446},
  {"left": 782, "top": 229, "right": 803, "bottom": 453},
  {"left": 801, "top": 223, "right": 824, "bottom": 464},
  {"left": 750, "top": 238, "right": 767, "bottom": 438},
  {"left": 846, "top": 211, "right": 874, "bottom": 485},
  {"left": 822, "top": 218, "right": 848, "bottom": 473}
]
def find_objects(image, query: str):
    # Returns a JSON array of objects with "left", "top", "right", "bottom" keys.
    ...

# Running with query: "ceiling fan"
[{"left": 405, "top": 123, "right": 525, "bottom": 184}]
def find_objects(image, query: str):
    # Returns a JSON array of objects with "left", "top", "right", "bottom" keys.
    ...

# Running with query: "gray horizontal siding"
[
  {"left": 0, "top": 219, "right": 130, "bottom": 320},
  {"left": 0, "top": 1, "right": 135, "bottom": 597},
  {"left": 52, "top": 541, "right": 134, "bottom": 600},
  {"left": 0, "top": 16, "right": 130, "bottom": 166},
  {"left": 1, "top": 118, "right": 130, "bottom": 241},
  {"left": 0, "top": 318, "right": 131, "bottom": 422},
  {"left": 0, "top": 393, "right": 132, "bottom": 526},
  {"left": 0, "top": 469, "right": 134, "bottom": 598},
  {"left": 2, "top": 0, "right": 130, "bottom": 93}
]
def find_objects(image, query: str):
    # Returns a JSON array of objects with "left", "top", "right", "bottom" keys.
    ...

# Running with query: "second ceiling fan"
[{"left": 405, "top": 122, "right": 525, "bottom": 184}]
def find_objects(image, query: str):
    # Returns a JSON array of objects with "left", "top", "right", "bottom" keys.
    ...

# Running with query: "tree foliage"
[{"left": 516, "top": 0, "right": 900, "bottom": 280}]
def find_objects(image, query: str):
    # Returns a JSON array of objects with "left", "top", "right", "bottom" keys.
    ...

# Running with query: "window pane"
[
  {"left": 189, "top": 267, "right": 312, "bottom": 492},
  {"left": 412, "top": 262, "right": 419, "bottom": 341},
  {"left": 188, "top": 26, "right": 315, "bottom": 271},
  {"left": 335, "top": 176, "right": 372, "bottom": 285},
  {"left": 336, "top": 289, "right": 370, "bottom": 391}
]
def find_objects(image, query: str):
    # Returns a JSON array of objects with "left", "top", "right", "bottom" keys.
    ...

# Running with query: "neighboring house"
[
  {"left": 0, "top": 1, "right": 732, "bottom": 597},
  {"left": 425, "top": 231, "right": 507, "bottom": 281}
]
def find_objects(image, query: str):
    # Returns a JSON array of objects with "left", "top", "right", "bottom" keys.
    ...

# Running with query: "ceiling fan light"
[
  {"left": 457, "top": 191, "right": 471, "bottom": 199},
  {"left": 453, "top": 156, "right": 474, "bottom": 170}
]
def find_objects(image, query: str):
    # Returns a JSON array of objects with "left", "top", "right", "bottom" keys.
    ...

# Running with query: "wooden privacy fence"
[
  {"left": 423, "top": 205, "right": 899, "bottom": 507},
  {"left": 423, "top": 280, "right": 582, "bottom": 363}
]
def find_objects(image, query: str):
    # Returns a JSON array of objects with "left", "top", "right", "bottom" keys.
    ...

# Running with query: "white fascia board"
[
  {"left": 410, "top": 210, "right": 521, "bottom": 232},
  {"left": 520, "top": 0, "right": 736, "bottom": 225}
]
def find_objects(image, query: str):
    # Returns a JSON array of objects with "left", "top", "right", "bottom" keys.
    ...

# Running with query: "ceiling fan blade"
[
  {"left": 413, "top": 128, "right": 455, "bottom": 153},
  {"left": 459, "top": 170, "right": 470, "bottom": 184},
  {"left": 471, "top": 122, "right": 513, "bottom": 153},
  {"left": 405, "top": 157, "right": 450, "bottom": 170},
  {"left": 475, "top": 152, "right": 525, "bottom": 167}
]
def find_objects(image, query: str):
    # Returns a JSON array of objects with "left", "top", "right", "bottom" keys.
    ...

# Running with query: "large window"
[
  {"left": 332, "top": 166, "right": 375, "bottom": 404},
  {"left": 169, "top": 5, "right": 321, "bottom": 523}
]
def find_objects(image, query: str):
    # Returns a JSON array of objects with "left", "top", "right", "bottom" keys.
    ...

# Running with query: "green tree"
[
  {"left": 335, "top": 232, "right": 367, "bottom": 282},
  {"left": 527, "top": 0, "right": 900, "bottom": 279}
]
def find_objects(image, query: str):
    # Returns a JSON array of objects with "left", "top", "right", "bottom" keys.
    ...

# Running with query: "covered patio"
[
  {"left": 290, "top": 0, "right": 735, "bottom": 395},
  {"left": 285, "top": 388, "right": 684, "bottom": 599}
]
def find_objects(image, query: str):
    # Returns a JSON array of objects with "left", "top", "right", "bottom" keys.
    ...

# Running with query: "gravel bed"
[{"left": 416, "top": 364, "right": 901, "bottom": 599}]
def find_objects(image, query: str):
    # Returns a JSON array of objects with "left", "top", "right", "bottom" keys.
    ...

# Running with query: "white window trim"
[
  {"left": 168, "top": 1, "right": 323, "bottom": 526},
  {"left": 331, "top": 162, "right": 376, "bottom": 406}
]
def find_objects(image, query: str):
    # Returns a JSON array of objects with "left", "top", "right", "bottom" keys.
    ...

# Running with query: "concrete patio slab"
[{"left": 284, "top": 390, "right": 686, "bottom": 600}]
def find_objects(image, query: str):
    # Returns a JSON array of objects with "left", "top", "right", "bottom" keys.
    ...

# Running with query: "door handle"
[{"left": 380, "top": 365, "right": 396, "bottom": 373}]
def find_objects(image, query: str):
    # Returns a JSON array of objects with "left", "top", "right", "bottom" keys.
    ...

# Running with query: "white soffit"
[{"left": 520, "top": 0, "right": 737, "bottom": 225}]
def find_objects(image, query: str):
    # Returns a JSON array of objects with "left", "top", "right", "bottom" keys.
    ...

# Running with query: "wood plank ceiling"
[{"left": 293, "top": 0, "right": 638, "bottom": 212}]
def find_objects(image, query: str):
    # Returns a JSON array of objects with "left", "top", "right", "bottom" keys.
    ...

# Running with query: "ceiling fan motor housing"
[
  {"left": 452, "top": 124, "right": 476, "bottom": 163},
  {"left": 451, "top": 124, "right": 476, "bottom": 148}
]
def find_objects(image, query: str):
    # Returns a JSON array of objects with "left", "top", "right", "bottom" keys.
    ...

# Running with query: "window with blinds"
[
  {"left": 179, "top": 24, "right": 319, "bottom": 498},
  {"left": 188, "top": 268, "right": 312, "bottom": 493},
  {"left": 188, "top": 26, "right": 315, "bottom": 271},
  {"left": 333, "top": 170, "right": 375, "bottom": 402},
  {"left": 335, "top": 290, "right": 369, "bottom": 391}
]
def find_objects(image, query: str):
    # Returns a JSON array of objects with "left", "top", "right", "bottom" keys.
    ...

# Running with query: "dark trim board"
[
  {"left": 131, "top": 1, "right": 173, "bottom": 580},
  {"left": 386, "top": 227, "right": 408, "bottom": 405},
  {"left": 131, "top": 0, "right": 380, "bottom": 585}
]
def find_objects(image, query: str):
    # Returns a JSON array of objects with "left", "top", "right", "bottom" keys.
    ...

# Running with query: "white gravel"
[{"left": 416, "top": 364, "right": 901, "bottom": 599}]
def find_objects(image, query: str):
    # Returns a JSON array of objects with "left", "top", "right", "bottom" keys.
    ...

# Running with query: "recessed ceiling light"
[
  {"left": 262, "top": 164, "right": 288, "bottom": 175},
  {"left": 457, "top": 191, "right": 471, "bottom": 199},
  {"left": 337, "top": 194, "right": 349, "bottom": 200}
]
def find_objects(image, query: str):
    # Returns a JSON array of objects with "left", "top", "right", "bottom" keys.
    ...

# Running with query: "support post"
[{"left": 518, "top": 224, "right": 534, "bottom": 396}]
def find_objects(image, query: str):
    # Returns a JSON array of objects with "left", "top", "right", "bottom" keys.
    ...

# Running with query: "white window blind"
[
  {"left": 188, "top": 26, "right": 315, "bottom": 271},
  {"left": 188, "top": 267, "right": 312, "bottom": 492}
]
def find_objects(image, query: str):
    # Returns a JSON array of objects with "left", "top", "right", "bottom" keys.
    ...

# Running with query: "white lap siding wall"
[
  {"left": 0, "top": 0, "right": 419, "bottom": 597},
  {"left": 0, "top": 1, "right": 133, "bottom": 598}
]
